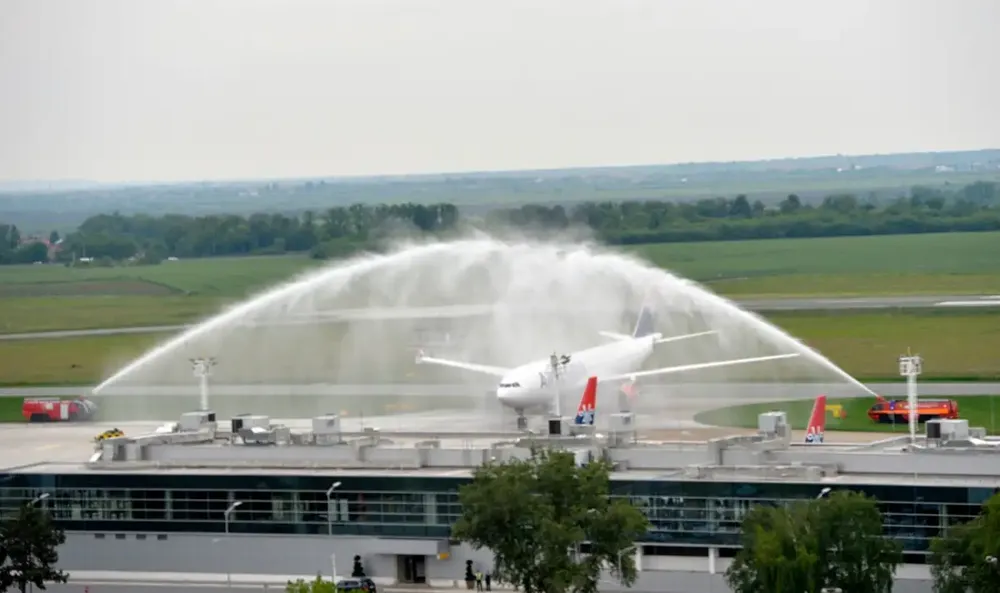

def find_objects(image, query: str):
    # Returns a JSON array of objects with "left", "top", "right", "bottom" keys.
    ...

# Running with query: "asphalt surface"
[
  {"left": 3, "top": 382, "right": 998, "bottom": 399},
  {"left": 2, "top": 295, "right": 998, "bottom": 341}
]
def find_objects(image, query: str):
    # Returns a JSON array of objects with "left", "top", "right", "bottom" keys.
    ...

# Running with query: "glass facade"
[{"left": 0, "top": 471, "right": 996, "bottom": 554}]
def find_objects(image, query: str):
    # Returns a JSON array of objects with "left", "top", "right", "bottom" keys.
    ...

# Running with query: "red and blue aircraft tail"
[
  {"left": 804, "top": 394, "right": 827, "bottom": 444},
  {"left": 574, "top": 377, "right": 598, "bottom": 425}
]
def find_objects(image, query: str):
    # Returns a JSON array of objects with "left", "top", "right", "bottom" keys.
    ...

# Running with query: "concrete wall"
[{"left": 56, "top": 531, "right": 937, "bottom": 592}]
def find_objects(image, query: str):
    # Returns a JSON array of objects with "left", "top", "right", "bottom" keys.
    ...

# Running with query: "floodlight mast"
[
  {"left": 898, "top": 353, "right": 923, "bottom": 446},
  {"left": 190, "top": 357, "right": 218, "bottom": 411}
]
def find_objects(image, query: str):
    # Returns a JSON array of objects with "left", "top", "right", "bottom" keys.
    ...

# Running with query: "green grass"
[
  {"left": 766, "top": 309, "right": 1000, "bottom": 380},
  {"left": 0, "top": 232, "right": 999, "bottom": 334},
  {"left": 0, "top": 397, "right": 22, "bottom": 422},
  {"left": 0, "top": 254, "right": 316, "bottom": 297},
  {"left": 694, "top": 395, "right": 1000, "bottom": 435},
  {"left": 632, "top": 231, "right": 1000, "bottom": 296},
  {"left": 1, "top": 309, "right": 998, "bottom": 386}
]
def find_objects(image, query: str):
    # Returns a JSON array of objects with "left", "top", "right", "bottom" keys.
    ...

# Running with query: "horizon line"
[{"left": 2, "top": 145, "right": 998, "bottom": 190}]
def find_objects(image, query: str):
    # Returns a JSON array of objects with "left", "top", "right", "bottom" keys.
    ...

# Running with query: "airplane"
[
  {"left": 803, "top": 394, "right": 827, "bottom": 444},
  {"left": 416, "top": 305, "right": 801, "bottom": 429}
]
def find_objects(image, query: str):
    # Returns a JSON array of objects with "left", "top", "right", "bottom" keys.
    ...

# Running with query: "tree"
[
  {"left": 0, "top": 502, "right": 69, "bottom": 592},
  {"left": 452, "top": 448, "right": 649, "bottom": 593},
  {"left": 285, "top": 574, "right": 337, "bottom": 593},
  {"left": 726, "top": 490, "right": 902, "bottom": 593},
  {"left": 930, "top": 491, "right": 1000, "bottom": 593}
]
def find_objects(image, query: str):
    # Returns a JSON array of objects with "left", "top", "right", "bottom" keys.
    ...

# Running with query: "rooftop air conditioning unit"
[
  {"left": 938, "top": 419, "right": 970, "bottom": 442},
  {"left": 312, "top": 414, "right": 341, "bottom": 436}
]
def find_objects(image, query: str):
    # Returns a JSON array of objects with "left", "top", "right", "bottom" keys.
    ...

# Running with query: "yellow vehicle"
[{"left": 94, "top": 428, "right": 125, "bottom": 442}]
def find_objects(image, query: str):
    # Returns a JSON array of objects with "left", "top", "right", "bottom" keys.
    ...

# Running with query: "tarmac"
[
  {"left": 3, "top": 381, "right": 999, "bottom": 399},
  {"left": 0, "top": 390, "right": 917, "bottom": 472}
]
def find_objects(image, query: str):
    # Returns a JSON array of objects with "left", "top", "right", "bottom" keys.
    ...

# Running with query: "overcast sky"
[{"left": 1, "top": 0, "right": 998, "bottom": 183}]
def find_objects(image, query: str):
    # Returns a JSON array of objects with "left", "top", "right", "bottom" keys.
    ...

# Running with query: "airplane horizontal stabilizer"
[
  {"left": 598, "top": 331, "right": 633, "bottom": 341},
  {"left": 653, "top": 330, "right": 718, "bottom": 345},
  {"left": 414, "top": 351, "right": 510, "bottom": 378}
]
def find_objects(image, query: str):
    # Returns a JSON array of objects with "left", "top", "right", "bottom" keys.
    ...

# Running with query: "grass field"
[
  {"left": 0, "top": 232, "right": 998, "bottom": 334},
  {"left": 1, "top": 309, "right": 997, "bottom": 386},
  {"left": 633, "top": 231, "right": 1000, "bottom": 296},
  {"left": 693, "top": 395, "right": 1000, "bottom": 435}
]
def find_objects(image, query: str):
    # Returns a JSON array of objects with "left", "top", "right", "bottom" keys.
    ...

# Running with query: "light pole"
[
  {"left": 326, "top": 482, "right": 342, "bottom": 536},
  {"left": 327, "top": 482, "right": 342, "bottom": 585},
  {"left": 224, "top": 500, "right": 242, "bottom": 590},
  {"left": 898, "top": 353, "right": 923, "bottom": 445},
  {"left": 190, "top": 357, "right": 218, "bottom": 411}
]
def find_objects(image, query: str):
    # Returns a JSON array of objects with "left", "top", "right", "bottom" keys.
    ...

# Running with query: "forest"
[{"left": 0, "top": 180, "right": 997, "bottom": 265}]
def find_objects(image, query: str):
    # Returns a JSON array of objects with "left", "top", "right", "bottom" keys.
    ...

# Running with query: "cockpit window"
[{"left": 498, "top": 382, "right": 521, "bottom": 388}]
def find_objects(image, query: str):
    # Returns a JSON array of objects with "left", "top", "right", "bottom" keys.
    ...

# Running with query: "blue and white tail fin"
[
  {"left": 632, "top": 305, "right": 655, "bottom": 338},
  {"left": 598, "top": 306, "right": 656, "bottom": 342},
  {"left": 573, "top": 377, "right": 598, "bottom": 425}
]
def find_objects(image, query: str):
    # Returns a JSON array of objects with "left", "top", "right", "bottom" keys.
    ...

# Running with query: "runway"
[{"left": 2, "top": 294, "right": 997, "bottom": 341}]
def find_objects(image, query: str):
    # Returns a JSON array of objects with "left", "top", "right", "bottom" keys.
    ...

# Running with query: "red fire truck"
[
  {"left": 867, "top": 396, "right": 959, "bottom": 424},
  {"left": 21, "top": 397, "right": 98, "bottom": 423}
]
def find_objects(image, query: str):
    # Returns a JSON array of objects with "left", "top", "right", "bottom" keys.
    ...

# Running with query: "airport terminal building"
[{"left": 3, "top": 410, "right": 1000, "bottom": 593}]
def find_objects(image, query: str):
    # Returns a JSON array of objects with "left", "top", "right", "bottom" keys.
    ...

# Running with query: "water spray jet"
[{"left": 93, "top": 235, "right": 875, "bottom": 420}]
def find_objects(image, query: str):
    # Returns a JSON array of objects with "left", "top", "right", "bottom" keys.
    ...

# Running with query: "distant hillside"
[
  {"left": 1, "top": 148, "right": 999, "bottom": 233},
  {"left": 0, "top": 179, "right": 111, "bottom": 193}
]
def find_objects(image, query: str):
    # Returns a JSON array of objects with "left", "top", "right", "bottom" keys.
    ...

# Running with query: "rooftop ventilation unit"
[
  {"left": 312, "top": 414, "right": 342, "bottom": 445},
  {"left": 757, "top": 411, "right": 788, "bottom": 437},
  {"left": 938, "top": 419, "right": 970, "bottom": 442},
  {"left": 179, "top": 410, "right": 216, "bottom": 433},
  {"left": 231, "top": 414, "right": 270, "bottom": 432}
]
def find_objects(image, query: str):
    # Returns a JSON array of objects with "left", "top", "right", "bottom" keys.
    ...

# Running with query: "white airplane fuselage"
[{"left": 495, "top": 333, "right": 660, "bottom": 413}]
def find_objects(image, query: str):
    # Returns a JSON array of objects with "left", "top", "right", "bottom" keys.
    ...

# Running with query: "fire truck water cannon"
[{"left": 22, "top": 397, "right": 99, "bottom": 423}]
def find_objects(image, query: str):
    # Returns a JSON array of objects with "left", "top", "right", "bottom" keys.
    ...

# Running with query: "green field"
[
  {"left": 0, "top": 232, "right": 998, "bottom": 334},
  {"left": 1, "top": 309, "right": 997, "bottom": 386},
  {"left": 694, "top": 395, "right": 1000, "bottom": 435},
  {"left": 636, "top": 232, "right": 1000, "bottom": 296}
]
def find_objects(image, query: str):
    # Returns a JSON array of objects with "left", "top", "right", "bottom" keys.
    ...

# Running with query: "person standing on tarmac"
[
  {"left": 485, "top": 571, "right": 492, "bottom": 591},
  {"left": 475, "top": 570, "right": 484, "bottom": 591}
]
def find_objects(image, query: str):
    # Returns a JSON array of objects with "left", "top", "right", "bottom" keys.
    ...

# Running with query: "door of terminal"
[{"left": 398, "top": 555, "right": 426, "bottom": 584}]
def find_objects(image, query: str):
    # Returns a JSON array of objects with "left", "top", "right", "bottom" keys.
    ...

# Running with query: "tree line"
[{"left": 0, "top": 180, "right": 997, "bottom": 265}]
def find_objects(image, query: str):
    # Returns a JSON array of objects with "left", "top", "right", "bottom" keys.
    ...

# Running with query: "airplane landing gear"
[{"left": 516, "top": 411, "right": 527, "bottom": 431}]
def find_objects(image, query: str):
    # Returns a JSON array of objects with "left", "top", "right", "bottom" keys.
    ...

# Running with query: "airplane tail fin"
[
  {"left": 632, "top": 305, "right": 655, "bottom": 339},
  {"left": 574, "top": 377, "right": 598, "bottom": 425},
  {"left": 804, "top": 394, "right": 827, "bottom": 444},
  {"left": 620, "top": 378, "right": 638, "bottom": 405}
]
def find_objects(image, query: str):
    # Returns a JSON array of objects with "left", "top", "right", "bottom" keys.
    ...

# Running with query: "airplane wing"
[
  {"left": 415, "top": 351, "right": 511, "bottom": 378},
  {"left": 601, "top": 353, "right": 801, "bottom": 382}
]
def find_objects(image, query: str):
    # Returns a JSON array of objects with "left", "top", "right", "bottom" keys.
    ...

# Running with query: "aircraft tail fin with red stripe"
[
  {"left": 574, "top": 377, "right": 598, "bottom": 425},
  {"left": 804, "top": 394, "right": 827, "bottom": 444}
]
